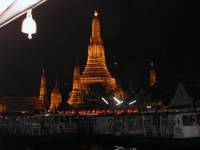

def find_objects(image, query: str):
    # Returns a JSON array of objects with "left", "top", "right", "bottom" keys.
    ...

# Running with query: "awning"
[{"left": 0, "top": 0, "right": 47, "bottom": 28}]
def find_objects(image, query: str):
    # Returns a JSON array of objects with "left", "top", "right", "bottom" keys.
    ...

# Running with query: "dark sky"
[{"left": 0, "top": 0, "right": 199, "bottom": 98}]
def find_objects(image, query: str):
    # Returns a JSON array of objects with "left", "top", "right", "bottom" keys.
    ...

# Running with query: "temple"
[
  {"left": 39, "top": 69, "right": 47, "bottom": 112},
  {"left": 49, "top": 81, "right": 62, "bottom": 112},
  {"left": 68, "top": 65, "right": 82, "bottom": 106},
  {"left": 149, "top": 62, "right": 157, "bottom": 87},
  {"left": 68, "top": 11, "right": 125, "bottom": 107}
]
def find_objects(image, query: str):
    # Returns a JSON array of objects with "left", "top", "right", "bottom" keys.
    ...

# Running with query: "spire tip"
[
  {"left": 150, "top": 62, "right": 154, "bottom": 67},
  {"left": 94, "top": 10, "right": 98, "bottom": 17}
]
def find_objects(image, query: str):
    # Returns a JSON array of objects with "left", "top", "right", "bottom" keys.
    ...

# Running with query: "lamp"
[{"left": 21, "top": 9, "right": 37, "bottom": 39}]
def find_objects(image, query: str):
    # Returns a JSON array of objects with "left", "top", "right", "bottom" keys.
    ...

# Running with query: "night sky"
[{"left": 0, "top": 0, "right": 199, "bottom": 98}]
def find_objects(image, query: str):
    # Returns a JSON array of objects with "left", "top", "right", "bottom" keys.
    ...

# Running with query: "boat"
[{"left": 1, "top": 111, "right": 200, "bottom": 138}]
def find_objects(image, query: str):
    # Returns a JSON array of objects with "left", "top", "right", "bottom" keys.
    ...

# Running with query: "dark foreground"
[{"left": 1, "top": 131, "right": 200, "bottom": 150}]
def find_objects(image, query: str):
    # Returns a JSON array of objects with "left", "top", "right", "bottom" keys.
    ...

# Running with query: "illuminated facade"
[
  {"left": 49, "top": 81, "right": 62, "bottom": 112},
  {"left": 149, "top": 62, "right": 157, "bottom": 87},
  {"left": 68, "top": 11, "right": 125, "bottom": 106},
  {"left": 68, "top": 65, "right": 83, "bottom": 106},
  {"left": 39, "top": 69, "right": 47, "bottom": 112},
  {"left": 0, "top": 102, "right": 6, "bottom": 113}
]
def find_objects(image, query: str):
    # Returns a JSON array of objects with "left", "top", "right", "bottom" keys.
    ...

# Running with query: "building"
[
  {"left": 68, "top": 65, "right": 82, "bottom": 106},
  {"left": 149, "top": 62, "right": 157, "bottom": 87},
  {"left": 38, "top": 69, "right": 47, "bottom": 112},
  {"left": 0, "top": 70, "right": 46, "bottom": 114},
  {"left": 67, "top": 11, "right": 125, "bottom": 108},
  {"left": 0, "top": 97, "right": 41, "bottom": 113},
  {"left": 171, "top": 83, "right": 194, "bottom": 108},
  {"left": 49, "top": 81, "right": 62, "bottom": 112},
  {"left": 0, "top": 101, "right": 6, "bottom": 113}
]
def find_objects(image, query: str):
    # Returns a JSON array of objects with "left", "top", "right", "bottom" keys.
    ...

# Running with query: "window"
[{"left": 182, "top": 115, "right": 196, "bottom": 126}]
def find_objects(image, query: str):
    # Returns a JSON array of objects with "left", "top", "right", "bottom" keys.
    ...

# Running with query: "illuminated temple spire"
[
  {"left": 68, "top": 65, "right": 82, "bottom": 106},
  {"left": 49, "top": 80, "right": 62, "bottom": 112},
  {"left": 73, "top": 65, "right": 81, "bottom": 90},
  {"left": 81, "top": 10, "right": 115, "bottom": 87},
  {"left": 90, "top": 10, "right": 102, "bottom": 44},
  {"left": 149, "top": 62, "right": 157, "bottom": 87},
  {"left": 68, "top": 10, "right": 125, "bottom": 106},
  {"left": 39, "top": 69, "right": 47, "bottom": 112}
]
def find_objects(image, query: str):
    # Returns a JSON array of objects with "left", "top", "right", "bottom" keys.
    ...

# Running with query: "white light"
[
  {"left": 146, "top": 106, "right": 152, "bottom": 109},
  {"left": 129, "top": 100, "right": 137, "bottom": 105},
  {"left": 116, "top": 101, "right": 123, "bottom": 106},
  {"left": 0, "top": 0, "right": 47, "bottom": 28},
  {"left": 113, "top": 97, "right": 121, "bottom": 103},
  {"left": 21, "top": 9, "right": 37, "bottom": 39},
  {"left": 21, "top": 111, "right": 26, "bottom": 114},
  {"left": 45, "top": 113, "right": 50, "bottom": 117},
  {"left": 114, "top": 146, "right": 124, "bottom": 150},
  {"left": 150, "top": 62, "right": 154, "bottom": 67},
  {"left": 113, "top": 97, "right": 123, "bottom": 106},
  {"left": 114, "top": 62, "right": 118, "bottom": 65},
  {"left": 94, "top": 10, "right": 98, "bottom": 17},
  {"left": 101, "top": 97, "right": 109, "bottom": 105}
]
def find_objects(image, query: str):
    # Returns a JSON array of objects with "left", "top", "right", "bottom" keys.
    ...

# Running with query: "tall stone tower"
[
  {"left": 149, "top": 62, "right": 157, "bottom": 87},
  {"left": 49, "top": 81, "right": 62, "bottom": 112},
  {"left": 68, "top": 11, "right": 125, "bottom": 106},
  {"left": 81, "top": 10, "right": 117, "bottom": 92},
  {"left": 39, "top": 69, "right": 47, "bottom": 112},
  {"left": 68, "top": 65, "right": 82, "bottom": 106}
]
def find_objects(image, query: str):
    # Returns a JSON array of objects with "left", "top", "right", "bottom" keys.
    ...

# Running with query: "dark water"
[
  {"left": 1, "top": 134, "right": 200, "bottom": 150},
  {"left": 0, "top": 139, "right": 135, "bottom": 150},
  {"left": 0, "top": 141, "right": 131, "bottom": 150},
  {"left": 1, "top": 140, "right": 200, "bottom": 150}
]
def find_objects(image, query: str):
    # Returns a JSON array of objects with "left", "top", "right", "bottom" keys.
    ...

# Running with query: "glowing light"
[
  {"left": 150, "top": 62, "right": 154, "bottom": 67},
  {"left": 113, "top": 97, "right": 121, "bottom": 103},
  {"left": 114, "top": 146, "right": 124, "bottom": 150},
  {"left": 101, "top": 97, "right": 109, "bottom": 104},
  {"left": 45, "top": 113, "right": 50, "bottom": 117},
  {"left": 113, "top": 97, "right": 123, "bottom": 106},
  {"left": 116, "top": 101, "right": 123, "bottom": 106},
  {"left": 21, "top": 111, "right": 26, "bottom": 114},
  {"left": 94, "top": 10, "right": 98, "bottom": 17},
  {"left": 146, "top": 106, "right": 152, "bottom": 109},
  {"left": 0, "top": 0, "right": 47, "bottom": 28},
  {"left": 21, "top": 9, "right": 37, "bottom": 39},
  {"left": 129, "top": 100, "right": 136, "bottom": 105}
]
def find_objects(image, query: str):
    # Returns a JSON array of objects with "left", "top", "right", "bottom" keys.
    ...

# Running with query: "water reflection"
[
  {"left": 114, "top": 145, "right": 137, "bottom": 150},
  {"left": 79, "top": 143, "right": 113, "bottom": 150},
  {"left": 78, "top": 143, "right": 137, "bottom": 150}
]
